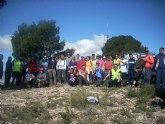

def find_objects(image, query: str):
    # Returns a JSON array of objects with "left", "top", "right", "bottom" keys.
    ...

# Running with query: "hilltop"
[{"left": 0, "top": 84, "right": 165, "bottom": 124}]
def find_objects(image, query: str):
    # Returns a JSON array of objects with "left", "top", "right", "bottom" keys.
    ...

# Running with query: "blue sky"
[{"left": 0, "top": 0, "right": 165, "bottom": 65}]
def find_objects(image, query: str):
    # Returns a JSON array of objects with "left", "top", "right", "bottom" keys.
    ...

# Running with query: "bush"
[
  {"left": 139, "top": 84, "right": 155, "bottom": 97},
  {"left": 127, "top": 88, "right": 140, "bottom": 97},
  {"left": 127, "top": 84, "right": 155, "bottom": 98},
  {"left": 156, "top": 116, "right": 165, "bottom": 124},
  {"left": 59, "top": 107, "right": 72, "bottom": 124},
  {"left": 70, "top": 89, "right": 88, "bottom": 109},
  {"left": 4, "top": 102, "right": 51, "bottom": 124}
]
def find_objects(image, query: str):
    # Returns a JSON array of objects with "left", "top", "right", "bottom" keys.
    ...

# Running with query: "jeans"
[
  {"left": 144, "top": 68, "right": 151, "bottom": 84},
  {"left": 48, "top": 69, "right": 56, "bottom": 84},
  {"left": 128, "top": 69, "right": 134, "bottom": 84},
  {"left": 56, "top": 69, "right": 66, "bottom": 83},
  {"left": 156, "top": 68, "right": 165, "bottom": 88}
]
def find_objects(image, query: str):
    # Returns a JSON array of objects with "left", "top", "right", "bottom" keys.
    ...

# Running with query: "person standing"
[
  {"left": 119, "top": 54, "right": 127, "bottom": 86},
  {"left": 104, "top": 56, "right": 113, "bottom": 78},
  {"left": 77, "top": 56, "right": 86, "bottom": 71},
  {"left": 134, "top": 53, "right": 145, "bottom": 86},
  {"left": 47, "top": 55, "right": 57, "bottom": 85},
  {"left": 66, "top": 52, "right": 71, "bottom": 81},
  {"left": 0, "top": 54, "right": 3, "bottom": 83},
  {"left": 56, "top": 54, "right": 67, "bottom": 83},
  {"left": 5, "top": 56, "right": 12, "bottom": 87},
  {"left": 12, "top": 55, "right": 22, "bottom": 86},
  {"left": 154, "top": 47, "right": 165, "bottom": 88},
  {"left": 143, "top": 49, "right": 154, "bottom": 84},
  {"left": 128, "top": 53, "right": 136, "bottom": 85}
]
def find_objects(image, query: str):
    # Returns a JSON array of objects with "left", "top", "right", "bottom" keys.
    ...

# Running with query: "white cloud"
[
  {"left": 0, "top": 35, "right": 12, "bottom": 50},
  {"left": 64, "top": 34, "right": 107, "bottom": 56}
]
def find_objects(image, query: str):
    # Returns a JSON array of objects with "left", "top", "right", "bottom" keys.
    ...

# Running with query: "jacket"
[{"left": 144, "top": 54, "right": 154, "bottom": 68}]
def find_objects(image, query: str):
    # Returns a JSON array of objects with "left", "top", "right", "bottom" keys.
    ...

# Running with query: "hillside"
[{"left": 0, "top": 84, "right": 165, "bottom": 124}]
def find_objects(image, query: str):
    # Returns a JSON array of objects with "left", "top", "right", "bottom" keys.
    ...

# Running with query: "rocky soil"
[{"left": 0, "top": 84, "right": 165, "bottom": 124}]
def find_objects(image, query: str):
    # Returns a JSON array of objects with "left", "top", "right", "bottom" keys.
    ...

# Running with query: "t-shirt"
[
  {"left": 104, "top": 60, "right": 113, "bottom": 70},
  {"left": 120, "top": 59, "right": 127, "bottom": 73}
]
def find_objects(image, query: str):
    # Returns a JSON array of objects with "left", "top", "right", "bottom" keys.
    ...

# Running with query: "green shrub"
[
  {"left": 112, "top": 115, "right": 134, "bottom": 124},
  {"left": 156, "top": 116, "right": 165, "bottom": 124},
  {"left": 47, "top": 99, "right": 57, "bottom": 109},
  {"left": 59, "top": 107, "right": 72, "bottom": 124},
  {"left": 139, "top": 84, "right": 155, "bottom": 97},
  {"left": 4, "top": 102, "right": 51, "bottom": 124},
  {"left": 127, "top": 88, "right": 140, "bottom": 97},
  {"left": 127, "top": 84, "right": 155, "bottom": 98},
  {"left": 70, "top": 89, "right": 88, "bottom": 109},
  {"left": 120, "top": 108, "right": 131, "bottom": 118}
]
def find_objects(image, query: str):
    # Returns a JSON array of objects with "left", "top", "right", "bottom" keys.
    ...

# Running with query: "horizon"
[{"left": 0, "top": 0, "right": 165, "bottom": 67}]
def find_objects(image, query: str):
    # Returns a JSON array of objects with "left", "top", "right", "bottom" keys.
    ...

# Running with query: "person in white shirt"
[
  {"left": 56, "top": 54, "right": 67, "bottom": 83},
  {"left": 119, "top": 54, "right": 127, "bottom": 85}
]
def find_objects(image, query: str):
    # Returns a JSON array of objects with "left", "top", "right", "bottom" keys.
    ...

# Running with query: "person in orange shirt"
[
  {"left": 77, "top": 65, "right": 88, "bottom": 85},
  {"left": 143, "top": 49, "right": 154, "bottom": 84},
  {"left": 85, "top": 56, "right": 93, "bottom": 82}
]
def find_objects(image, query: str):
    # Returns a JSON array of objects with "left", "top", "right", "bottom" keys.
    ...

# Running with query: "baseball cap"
[
  {"left": 145, "top": 49, "right": 149, "bottom": 52},
  {"left": 40, "top": 68, "right": 44, "bottom": 71}
]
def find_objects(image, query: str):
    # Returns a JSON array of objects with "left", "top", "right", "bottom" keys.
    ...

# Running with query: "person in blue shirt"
[
  {"left": 128, "top": 53, "right": 136, "bottom": 85},
  {"left": 40, "top": 56, "right": 48, "bottom": 72},
  {"left": 154, "top": 47, "right": 165, "bottom": 88},
  {"left": 93, "top": 62, "right": 104, "bottom": 87}
]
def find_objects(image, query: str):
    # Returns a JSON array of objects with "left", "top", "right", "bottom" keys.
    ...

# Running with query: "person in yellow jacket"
[
  {"left": 104, "top": 64, "right": 121, "bottom": 87},
  {"left": 113, "top": 54, "right": 120, "bottom": 66},
  {"left": 12, "top": 56, "right": 22, "bottom": 86}
]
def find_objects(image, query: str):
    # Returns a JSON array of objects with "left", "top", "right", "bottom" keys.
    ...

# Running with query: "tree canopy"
[
  {"left": 0, "top": 0, "right": 6, "bottom": 8},
  {"left": 11, "top": 20, "right": 65, "bottom": 59},
  {"left": 102, "top": 35, "right": 147, "bottom": 57}
]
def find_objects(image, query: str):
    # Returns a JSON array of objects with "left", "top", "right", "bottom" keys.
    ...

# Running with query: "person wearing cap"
[
  {"left": 103, "top": 64, "right": 121, "bottom": 87},
  {"left": 128, "top": 53, "right": 136, "bottom": 85},
  {"left": 36, "top": 68, "right": 47, "bottom": 87},
  {"left": 143, "top": 49, "right": 154, "bottom": 84},
  {"left": 4, "top": 56, "right": 12, "bottom": 88},
  {"left": 119, "top": 54, "right": 127, "bottom": 86},
  {"left": 154, "top": 47, "right": 165, "bottom": 88},
  {"left": 47, "top": 54, "right": 57, "bottom": 85}
]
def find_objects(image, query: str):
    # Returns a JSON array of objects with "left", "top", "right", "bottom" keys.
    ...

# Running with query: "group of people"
[{"left": 0, "top": 47, "right": 165, "bottom": 89}]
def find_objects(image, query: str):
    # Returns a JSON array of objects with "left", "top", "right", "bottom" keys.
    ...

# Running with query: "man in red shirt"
[
  {"left": 103, "top": 56, "right": 113, "bottom": 78},
  {"left": 143, "top": 49, "right": 154, "bottom": 84},
  {"left": 77, "top": 56, "right": 86, "bottom": 71}
]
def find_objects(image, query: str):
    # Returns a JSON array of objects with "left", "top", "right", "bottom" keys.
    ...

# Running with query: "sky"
[{"left": 0, "top": 0, "right": 165, "bottom": 67}]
